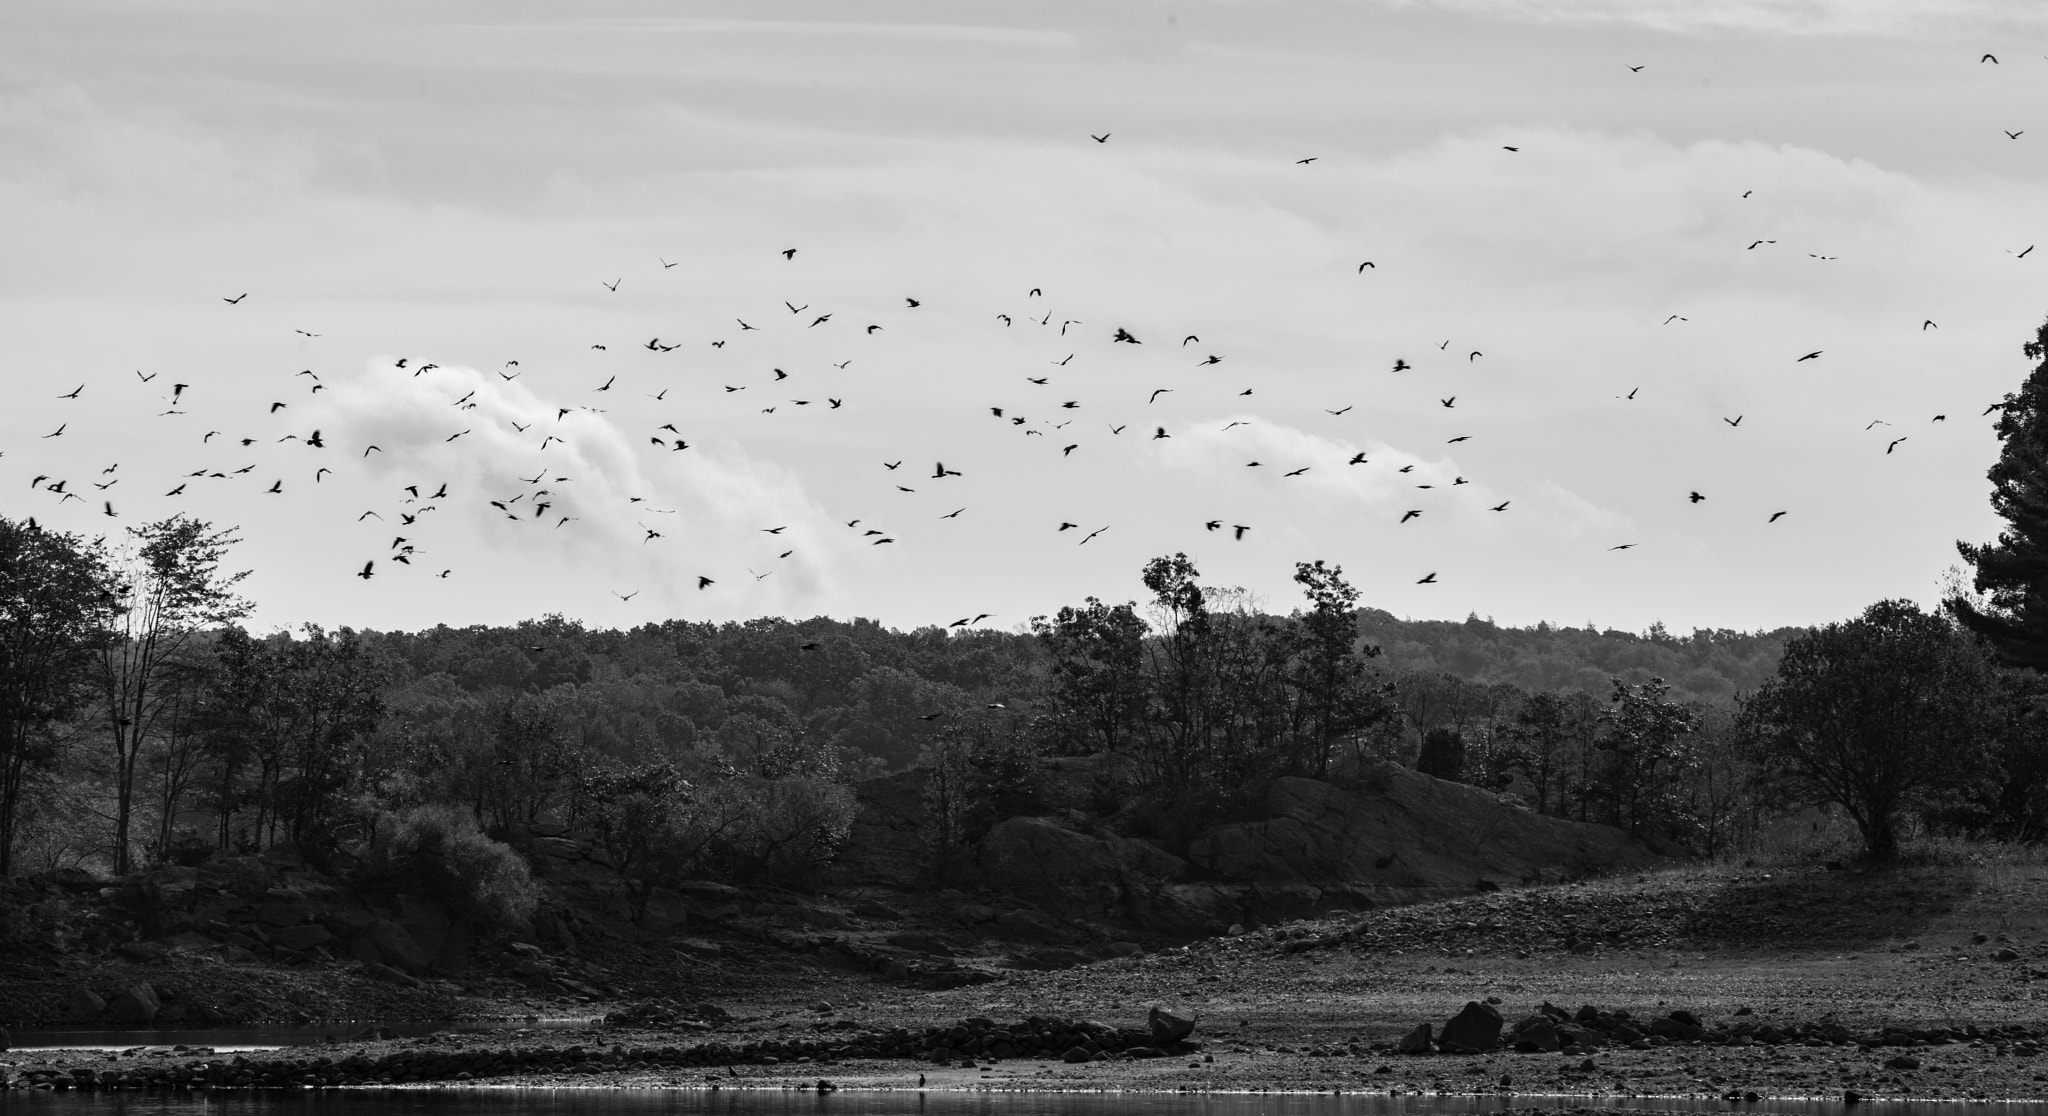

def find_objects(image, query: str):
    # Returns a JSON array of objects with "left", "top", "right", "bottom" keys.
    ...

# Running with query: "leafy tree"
[
  {"left": 1287, "top": 561, "right": 1388, "bottom": 777},
  {"left": 1499, "top": 690, "right": 1595, "bottom": 814},
  {"left": 1953, "top": 315, "right": 2048, "bottom": 669},
  {"left": 1739, "top": 600, "right": 2001, "bottom": 859},
  {"left": 1595, "top": 676, "right": 1699, "bottom": 837},
  {"left": 1031, "top": 597, "right": 1147, "bottom": 756},
  {"left": 1415, "top": 727, "right": 1466, "bottom": 780},
  {"left": 92, "top": 517, "right": 250, "bottom": 875},
  {"left": 0, "top": 519, "right": 109, "bottom": 874},
  {"left": 580, "top": 761, "right": 745, "bottom": 922}
]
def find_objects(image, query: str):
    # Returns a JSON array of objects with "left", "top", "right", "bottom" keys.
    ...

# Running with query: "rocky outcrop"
[{"left": 972, "top": 761, "right": 1665, "bottom": 933}]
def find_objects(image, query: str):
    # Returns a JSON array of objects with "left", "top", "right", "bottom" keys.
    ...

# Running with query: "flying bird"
[
  {"left": 1983, "top": 53, "right": 1998, "bottom": 63},
  {"left": 1688, "top": 491, "right": 1705, "bottom": 503},
  {"left": 1724, "top": 415, "right": 1743, "bottom": 427},
  {"left": 1090, "top": 133, "right": 1110, "bottom": 143},
  {"left": 1796, "top": 351, "right": 1822, "bottom": 361},
  {"left": 1416, "top": 572, "right": 1437, "bottom": 584},
  {"left": 602, "top": 278, "right": 621, "bottom": 291},
  {"left": 1358, "top": 262, "right": 1375, "bottom": 272},
  {"left": 1769, "top": 511, "right": 1788, "bottom": 523},
  {"left": 2007, "top": 130, "right": 2025, "bottom": 140},
  {"left": 1490, "top": 500, "right": 1509, "bottom": 512},
  {"left": 1296, "top": 157, "right": 1317, "bottom": 164},
  {"left": 1400, "top": 510, "right": 1422, "bottom": 524},
  {"left": 222, "top": 293, "right": 247, "bottom": 304},
  {"left": 1113, "top": 328, "right": 1140, "bottom": 344},
  {"left": 1887, "top": 437, "right": 1908, "bottom": 454},
  {"left": 356, "top": 561, "right": 374, "bottom": 580},
  {"left": 57, "top": 384, "right": 83, "bottom": 399},
  {"left": 1232, "top": 525, "right": 1249, "bottom": 540},
  {"left": 1609, "top": 543, "right": 1637, "bottom": 551}
]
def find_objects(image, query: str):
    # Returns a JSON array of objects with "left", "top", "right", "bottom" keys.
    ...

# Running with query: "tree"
[
  {"left": 0, "top": 519, "right": 109, "bottom": 874},
  {"left": 1739, "top": 600, "right": 2001, "bottom": 859},
  {"left": 1415, "top": 727, "right": 1466, "bottom": 780},
  {"left": 1500, "top": 690, "right": 1595, "bottom": 815},
  {"left": 92, "top": 516, "right": 250, "bottom": 875},
  {"left": 1030, "top": 597, "right": 1147, "bottom": 756},
  {"left": 1286, "top": 561, "right": 1388, "bottom": 778},
  {"left": 1953, "top": 314, "right": 2048, "bottom": 668},
  {"left": 1595, "top": 676, "right": 1699, "bottom": 837}
]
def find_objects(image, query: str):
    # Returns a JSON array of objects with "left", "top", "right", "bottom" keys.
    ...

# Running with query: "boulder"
[
  {"left": 954, "top": 903, "right": 998, "bottom": 926},
  {"left": 66, "top": 986, "right": 106, "bottom": 1023},
  {"left": 196, "top": 855, "right": 270, "bottom": 896},
  {"left": 362, "top": 919, "right": 433, "bottom": 975},
  {"left": 1148, "top": 1005, "right": 1198, "bottom": 1046},
  {"left": 272, "top": 924, "right": 333, "bottom": 951},
  {"left": 1439, "top": 1001, "right": 1504, "bottom": 1053},
  {"left": 1510, "top": 1015, "right": 1563, "bottom": 1052},
  {"left": 640, "top": 887, "right": 689, "bottom": 930},
  {"left": 104, "top": 983, "right": 161, "bottom": 1025},
  {"left": 1397, "top": 1023, "right": 1433, "bottom": 1054},
  {"left": 258, "top": 888, "right": 312, "bottom": 927}
]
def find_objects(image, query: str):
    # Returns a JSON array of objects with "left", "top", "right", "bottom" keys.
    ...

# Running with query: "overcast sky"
[{"left": 6, "top": 0, "right": 2048, "bottom": 639}]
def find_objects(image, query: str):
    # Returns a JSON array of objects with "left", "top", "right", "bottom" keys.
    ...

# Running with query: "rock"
[
  {"left": 1063, "top": 1045, "right": 1094, "bottom": 1063},
  {"left": 640, "top": 887, "right": 689, "bottom": 930},
  {"left": 1510, "top": 1015, "right": 1563, "bottom": 1052},
  {"left": 1104, "top": 941, "right": 1144, "bottom": 958},
  {"left": 1884, "top": 1054, "right": 1922, "bottom": 1071},
  {"left": 163, "top": 931, "right": 218, "bottom": 951},
  {"left": 363, "top": 961, "right": 422, "bottom": 988},
  {"left": 259, "top": 888, "right": 312, "bottom": 927},
  {"left": 1994, "top": 947, "right": 2022, "bottom": 962},
  {"left": 65, "top": 987, "right": 106, "bottom": 1023},
  {"left": 1148, "top": 1005, "right": 1198, "bottom": 1045},
  {"left": 114, "top": 940, "right": 170, "bottom": 962},
  {"left": 272, "top": 924, "right": 333, "bottom": 951},
  {"left": 196, "top": 855, "right": 270, "bottom": 896},
  {"left": 1397, "top": 1023, "right": 1434, "bottom": 1054},
  {"left": 104, "top": 983, "right": 161, "bottom": 1025},
  {"left": 361, "top": 919, "right": 433, "bottom": 975},
  {"left": 1439, "top": 1001, "right": 1504, "bottom": 1053},
  {"left": 954, "top": 903, "right": 998, "bottom": 926}
]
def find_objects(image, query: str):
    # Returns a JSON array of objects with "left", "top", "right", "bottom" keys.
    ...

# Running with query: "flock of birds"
[{"left": 7, "top": 51, "right": 2042, "bottom": 618}]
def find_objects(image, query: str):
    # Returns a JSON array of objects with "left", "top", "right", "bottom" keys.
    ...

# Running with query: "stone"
[
  {"left": 1397, "top": 1023, "right": 1434, "bottom": 1054},
  {"left": 1510, "top": 1016, "right": 1563, "bottom": 1052},
  {"left": 1148, "top": 1006, "right": 1198, "bottom": 1046},
  {"left": 1063, "top": 1045, "right": 1094, "bottom": 1063},
  {"left": 259, "top": 888, "right": 312, "bottom": 927},
  {"left": 272, "top": 924, "right": 333, "bottom": 951},
  {"left": 196, "top": 855, "right": 270, "bottom": 896},
  {"left": 640, "top": 887, "right": 689, "bottom": 930},
  {"left": 163, "top": 931, "right": 218, "bottom": 951},
  {"left": 1439, "top": 1001, "right": 1504, "bottom": 1053},
  {"left": 1994, "top": 947, "right": 2022, "bottom": 962},
  {"left": 114, "top": 940, "right": 171, "bottom": 962},
  {"left": 362, "top": 918, "right": 433, "bottom": 975},
  {"left": 65, "top": 987, "right": 106, "bottom": 1023},
  {"left": 954, "top": 903, "right": 998, "bottom": 925},
  {"left": 104, "top": 983, "right": 161, "bottom": 1025},
  {"left": 1884, "top": 1054, "right": 1922, "bottom": 1071}
]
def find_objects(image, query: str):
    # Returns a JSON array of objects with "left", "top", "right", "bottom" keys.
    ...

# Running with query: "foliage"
[
  {"left": 1415, "top": 727, "right": 1466, "bottom": 781},
  {"left": 1953, "top": 314, "right": 2048, "bottom": 669},
  {"left": 1739, "top": 600, "right": 2003, "bottom": 859},
  {"left": 0, "top": 518, "right": 109, "bottom": 874},
  {"left": 359, "top": 804, "right": 537, "bottom": 932}
]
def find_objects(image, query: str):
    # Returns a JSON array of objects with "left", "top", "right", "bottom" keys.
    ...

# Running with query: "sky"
[{"left": 5, "top": 0, "right": 2048, "bottom": 639}]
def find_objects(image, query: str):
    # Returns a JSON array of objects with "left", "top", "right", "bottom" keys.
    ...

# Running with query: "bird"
[
  {"left": 1986, "top": 402, "right": 2007, "bottom": 416},
  {"left": 933, "top": 462, "right": 961, "bottom": 478},
  {"left": 2008, "top": 130, "right": 2025, "bottom": 140},
  {"left": 697, "top": 575, "right": 715, "bottom": 589},
  {"left": 1796, "top": 351, "right": 1822, "bottom": 362},
  {"left": 1232, "top": 525, "right": 1249, "bottom": 539},
  {"left": 1090, "top": 133, "right": 1109, "bottom": 143},
  {"left": 762, "top": 526, "right": 787, "bottom": 534},
  {"left": 905, "top": 297, "right": 920, "bottom": 307},
  {"left": 2020, "top": 245, "right": 2037, "bottom": 259},
  {"left": 1624, "top": 387, "right": 1639, "bottom": 400},
  {"left": 1502, "top": 145, "right": 1519, "bottom": 152},
  {"left": 102, "top": 501, "right": 116, "bottom": 517},
  {"left": 1746, "top": 240, "right": 1774, "bottom": 250},
  {"left": 222, "top": 293, "right": 247, "bottom": 304},
  {"left": 166, "top": 484, "right": 185, "bottom": 497},
  {"left": 1887, "top": 437, "right": 1908, "bottom": 454},
  {"left": 1609, "top": 543, "right": 1637, "bottom": 551},
  {"left": 601, "top": 278, "right": 621, "bottom": 292},
  {"left": 1724, "top": 415, "right": 1743, "bottom": 427},
  {"left": 660, "top": 257, "right": 677, "bottom": 268},
  {"left": 57, "top": 384, "right": 83, "bottom": 399},
  {"left": 1469, "top": 351, "right": 1482, "bottom": 361},
  {"left": 1391, "top": 359, "right": 1411, "bottom": 372},
  {"left": 1923, "top": 320, "right": 1938, "bottom": 330},
  {"left": 1865, "top": 419, "right": 1890, "bottom": 430},
  {"left": 1490, "top": 500, "right": 1509, "bottom": 511},
  {"left": 1663, "top": 315, "right": 1687, "bottom": 325},
  {"left": 786, "top": 301, "right": 808, "bottom": 314},
  {"left": 1440, "top": 397, "right": 1456, "bottom": 408},
  {"left": 1400, "top": 510, "right": 1423, "bottom": 524},
  {"left": 1113, "top": 327, "right": 1139, "bottom": 344},
  {"left": 613, "top": 590, "right": 639, "bottom": 601},
  {"left": 363, "top": 445, "right": 382, "bottom": 457},
  {"left": 1688, "top": 491, "right": 1705, "bottom": 503},
  {"left": 42, "top": 424, "right": 64, "bottom": 438},
  {"left": 808, "top": 314, "right": 831, "bottom": 328},
  {"left": 1326, "top": 405, "right": 1352, "bottom": 416},
  {"left": 1149, "top": 388, "right": 1173, "bottom": 403},
  {"left": 1152, "top": 427, "right": 1170, "bottom": 439},
  {"left": 1983, "top": 53, "right": 1999, "bottom": 63},
  {"left": 782, "top": 248, "right": 797, "bottom": 259},
  {"left": 1358, "top": 262, "right": 1375, "bottom": 272},
  {"left": 1347, "top": 452, "right": 1368, "bottom": 465},
  {"left": 1629, "top": 64, "right": 1644, "bottom": 71},
  {"left": 356, "top": 561, "right": 374, "bottom": 580},
  {"left": 942, "top": 507, "right": 965, "bottom": 518},
  {"left": 1284, "top": 467, "right": 1309, "bottom": 477},
  {"left": 1296, "top": 157, "right": 1317, "bottom": 164},
  {"left": 1446, "top": 435, "right": 1471, "bottom": 444},
  {"left": 1769, "top": 511, "right": 1788, "bottom": 523},
  {"left": 1416, "top": 572, "right": 1438, "bottom": 584},
  {"left": 1058, "top": 522, "right": 1078, "bottom": 531},
  {"left": 1080, "top": 527, "right": 1108, "bottom": 544},
  {"left": 136, "top": 369, "right": 157, "bottom": 382}
]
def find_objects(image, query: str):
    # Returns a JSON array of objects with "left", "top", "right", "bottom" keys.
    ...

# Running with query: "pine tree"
[{"left": 1953, "top": 315, "right": 2048, "bottom": 669}]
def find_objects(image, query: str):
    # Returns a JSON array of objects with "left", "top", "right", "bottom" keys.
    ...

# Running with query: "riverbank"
[{"left": 5, "top": 854, "right": 2046, "bottom": 1099}]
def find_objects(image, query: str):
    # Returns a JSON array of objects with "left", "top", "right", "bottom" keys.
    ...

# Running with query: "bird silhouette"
[
  {"left": 602, "top": 278, "right": 621, "bottom": 291},
  {"left": 57, "top": 384, "right": 82, "bottom": 399},
  {"left": 1887, "top": 437, "right": 1908, "bottom": 454},
  {"left": 1610, "top": 543, "right": 1636, "bottom": 551},
  {"left": 1490, "top": 500, "right": 1510, "bottom": 511},
  {"left": 1232, "top": 525, "right": 1249, "bottom": 539},
  {"left": 1113, "top": 328, "right": 1140, "bottom": 344},
  {"left": 2008, "top": 130, "right": 2025, "bottom": 140},
  {"left": 1090, "top": 133, "right": 1109, "bottom": 143},
  {"left": 1358, "top": 262, "right": 1375, "bottom": 272},
  {"left": 222, "top": 293, "right": 247, "bottom": 304},
  {"left": 357, "top": 561, "right": 374, "bottom": 580},
  {"left": 1400, "top": 510, "right": 1422, "bottom": 523},
  {"left": 1347, "top": 452, "right": 1368, "bottom": 465},
  {"left": 1724, "top": 415, "right": 1743, "bottom": 428},
  {"left": 1416, "top": 572, "right": 1437, "bottom": 584},
  {"left": 1797, "top": 351, "right": 1822, "bottom": 362},
  {"left": 1689, "top": 491, "right": 1705, "bottom": 503},
  {"left": 1769, "top": 511, "right": 1788, "bottom": 523}
]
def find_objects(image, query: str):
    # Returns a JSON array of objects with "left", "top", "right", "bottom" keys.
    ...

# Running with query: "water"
[
  {"left": 1, "top": 1020, "right": 600, "bottom": 1054},
  {"left": 0, "top": 1090, "right": 2044, "bottom": 1116}
]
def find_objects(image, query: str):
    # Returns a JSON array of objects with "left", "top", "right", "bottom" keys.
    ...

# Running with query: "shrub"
[{"left": 359, "top": 804, "right": 537, "bottom": 933}]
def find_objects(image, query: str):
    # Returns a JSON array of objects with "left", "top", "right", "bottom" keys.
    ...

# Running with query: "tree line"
[{"left": 13, "top": 315, "right": 2048, "bottom": 902}]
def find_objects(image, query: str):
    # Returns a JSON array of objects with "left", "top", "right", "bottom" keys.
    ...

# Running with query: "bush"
[{"left": 359, "top": 804, "right": 537, "bottom": 933}]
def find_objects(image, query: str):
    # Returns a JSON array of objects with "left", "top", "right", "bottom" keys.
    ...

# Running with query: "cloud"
[
  {"left": 306, "top": 359, "right": 859, "bottom": 613},
  {"left": 1352, "top": 0, "right": 2048, "bottom": 37}
]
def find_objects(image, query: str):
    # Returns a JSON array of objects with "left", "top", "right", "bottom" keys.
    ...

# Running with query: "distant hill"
[{"left": 1354, "top": 608, "right": 1797, "bottom": 707}]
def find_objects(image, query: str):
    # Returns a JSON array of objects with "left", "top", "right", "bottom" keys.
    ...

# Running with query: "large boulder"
[
  {"left": 66, "top": 987, "right": 106, "bottom": 1023},
  {"left": 1439, "top": 1001, "right": 1504, "bottom": 1053},
  {"left": 104, "top": 983, "right": 161, "bottom": 1026},
  {"left": 1148, "top": 1006, "right": 1198, "bottom": 1046},
  {"left": 196, "top": 855, "right": 270, "bottom": 897},
  {"left": 361, "top": 919, "right": 433, "bottom": 975}
]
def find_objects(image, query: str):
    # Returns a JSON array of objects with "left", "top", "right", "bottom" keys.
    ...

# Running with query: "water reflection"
[{"left": 0, "top": 1090, "right": 2041, "bottom": 1116}]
